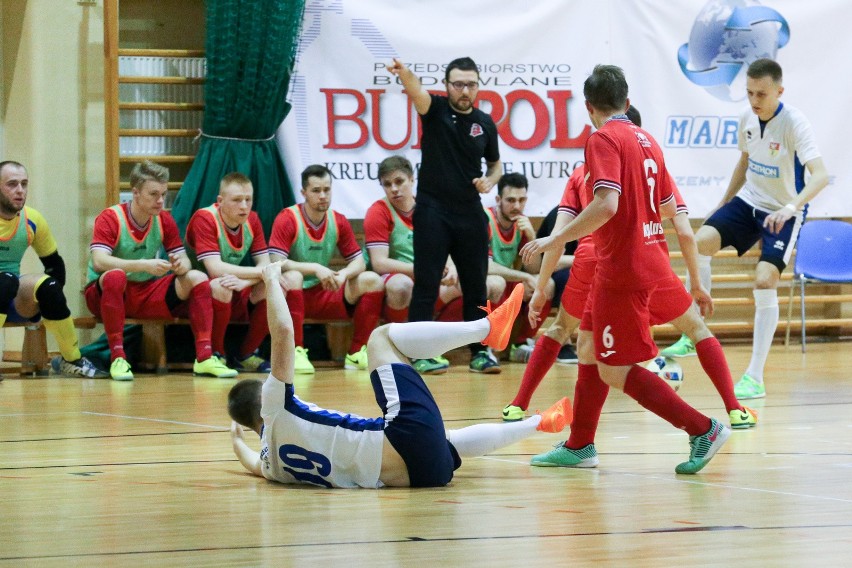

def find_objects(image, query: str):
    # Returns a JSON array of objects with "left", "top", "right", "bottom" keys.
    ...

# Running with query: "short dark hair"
[
  {"left": 378, "top": 156, "right": 414, "bottom": 181},
  {"left": 0, "top": 161, "right": 25, "bottom": 176},
  {"left": 301, "top": 164, "right": 332, "bottom": 188},
  {"left": 625, "top": 104, "right": 642, "bottom": 127},
  {"left": 747, "top": 58, "right": 783, "bottom": 84},
  {"left": 583, "top": 64, "right": 629, "bottom": 114},
  {"left": 445, "top": 57, "right": 479, "bottom": 82},
  {"left": 228, "top": 379, "right": 263, "bottom": 430},
  {"left": 497, "top": 172, "right": 528, "bottom": 195}
]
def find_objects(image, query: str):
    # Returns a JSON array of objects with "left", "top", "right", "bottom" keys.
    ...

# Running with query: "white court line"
[
  {"left": 81, "top": 411, "right": 224, "bottom": 430},
  {"left": 478, "top": 456, "right": 852, "bottom": 504}
]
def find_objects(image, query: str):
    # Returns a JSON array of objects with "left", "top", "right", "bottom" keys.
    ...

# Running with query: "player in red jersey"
[
  {"left": 86, "top": 161, "right": 237, "bottom": 380},
  {"left": 521, "top": 67, "right": 733, "bottom": 474},
  {"left": 269, "top": 165, "right": 384, "bottom": 371}
]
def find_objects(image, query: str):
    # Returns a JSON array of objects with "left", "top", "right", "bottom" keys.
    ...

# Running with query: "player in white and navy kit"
[
  {"left": 661, "top": 58, "right": 829, "bottom": 400},
  {"left": 228, "top": 264, "right": 569, "bottom": 488}
]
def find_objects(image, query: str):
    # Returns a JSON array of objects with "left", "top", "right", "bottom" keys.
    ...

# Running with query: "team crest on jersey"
[
  {"left": 634, "top": 130, "right": 652, "bottom": 148},
  {"left": 469, "top": 123, "right": 484, "bottom": 138},
  {"left": 769, "top": 141, "right": 780, "bottom": 156},
  {"left": 746, "top": 129, "right": 753, "bottom": 141}
]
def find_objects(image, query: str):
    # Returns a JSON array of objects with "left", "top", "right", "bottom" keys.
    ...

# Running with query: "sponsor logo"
[
  {"left": 643, "top": 221, "right": 664, "bottom": 239},
  {"left": 748, "top": 158, "right": 780, "bottom": 178},
  {"left": 773, "top": 240, "right": 785, "bottom": 250},
  {"left": 677, "top": 1, "right": 790, "bottom": 102},
  {"left": 635, "top": 130, "right": 652, "bottom": 148},
  {"left": 469, "top": 123, "right": 484, "bottom": 138},
  {"left": 769, "top": 141, "right": 780, "bottom": 157},
  {"left": 708, "top": 424, "right": 720, "bottom": 443},
  {"left": 599, "top": 350, "right": 616, "bottom": 358},
  {"left": 664, "top": 115, "right": 738, "bottom": 148}
]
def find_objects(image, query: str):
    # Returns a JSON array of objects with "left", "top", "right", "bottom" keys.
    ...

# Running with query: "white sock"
[
  {"left": 388, "top": 320, "right": 489, "bottom": 360},
  {"left": 745, "top": 289, "right": 778, "bottom": 383},
  {"left": 445, "top": 415, "right": 542, "bottom": 458},
  {"left": 685, "top": 254, "right": 713, "bottom": 293}
]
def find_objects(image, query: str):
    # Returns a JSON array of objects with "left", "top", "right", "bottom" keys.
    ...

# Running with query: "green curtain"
[{"left": 171, "top": 0, "right": 306, "bottom": 236}]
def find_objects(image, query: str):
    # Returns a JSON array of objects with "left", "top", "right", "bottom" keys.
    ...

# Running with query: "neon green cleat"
[
  {"left": 193, "top": 356, "right": 238, "bottom": 378},
  {"left": 675, "top": 418, "right": 731, "bottom": 474},
  {"left": 412, "top": 358, "right": 449, "bottom": 375},
  {"left": 233, "top": 352, "right": 271, "bottom": 373},
  {"left": 501, "top": 404, "right": 525, "bottom": 422},
  {"left": 734, "top": 374, "right": 765, "bottom": 399},
  {"left": 344, "top": 345, "right": 368, "bottom": 370},
  {"left": 509, "top": 342, "right": 533, "bottom": 363},
  {"left": 293, "top": 346, "right": 315, "bottom": 375},
  {"left": 531, "top": 442, "right": 599, "bottom": 468},
  {"left": 109, "top": 356, "right": 134, "bottom": 381},
  {"left": 729, "top": 406, "right": 758, "bottom": 429},
  {"left": 660, "top": 334, "right": 696, "bottom": 358}
]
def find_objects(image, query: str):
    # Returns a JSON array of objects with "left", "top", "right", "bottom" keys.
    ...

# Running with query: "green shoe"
[
  {"left": 531, "top": 442, "right": 599, "bottom": 468},
  {"left": 469, "top": 350, "right": 501, "bottom": 374},
  {"left": 344, "top": 345, "right": 368, "bottom": 370},
  {"left": 233, "top": 352, "right": 271, "bottom": 373},
  {"left": 660, "top": 334, "right": 696, "bottom": 358},
  {"left": 194, "top": 356, "right": 238, "bottom": 378},
  {"left": 502, "top": 404, "right": 525, "bottom": 422},
  {"left": 294, "top": 346, "right": 315, "bottom": 375},
  {"left": 509, "top": 342, "right": 533, "bottom": 363},
  {"left": 729, "top": 406, "right": 758, "bottom": 429},
  {"left": 412, "top": 358, "right": 449, "bottom": 375},
  {"left": 675, "top": 418, "right": 731, "bottom": 474},
  {"left": 109, "top": 356, "right": 134, "bottom": 381},
  {"left": 734, "top": 374, "right": 765, "bottom": 399}
]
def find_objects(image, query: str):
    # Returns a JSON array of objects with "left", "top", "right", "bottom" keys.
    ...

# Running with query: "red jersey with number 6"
[{"left": 584, "top": 117, "right": 676, "bottom": 289}]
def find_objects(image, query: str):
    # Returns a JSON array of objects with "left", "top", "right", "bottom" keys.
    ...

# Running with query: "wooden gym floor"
[{"left": 2, "top": 342, "right": 852, "bottom": 566}]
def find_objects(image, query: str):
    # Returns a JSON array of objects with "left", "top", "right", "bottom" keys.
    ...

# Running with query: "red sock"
[
  {"left": 100, "top": 271, "right": 127, "bottom": 361},
  {"left": 695, "top": 337, "right": 741, "bottom": 413},
  {"left": 566, "top": 364, "right": 610, "bottom": 448},
  {"left": 211, "top": 299, "right": 231, "bottom": 355},
  {"left": 382, "top": 304, "right": 408, "bottom": 324},
  {"left": 187, "top": 281, "right": 213, "bottom": 362},
  {"left": 350, "top": 290, "right": 384, "bottom": 352},
  {"left": 286, "top": 289, "right": 305, "bottom": 347},
  {"left": 239, "top": 300, "right": 269, "bottom": 358},
  {"left": 436, "top": 297, "right": 463, "bottom": 322},
  {"left": 511, "top": 335, "right": 560, "bottom": 409},
  {"left": 514, "top": 299, "right": 553, "bottom": 343},
  {"left": 622, "top": 365, "right": 711, "bottom": 436}
]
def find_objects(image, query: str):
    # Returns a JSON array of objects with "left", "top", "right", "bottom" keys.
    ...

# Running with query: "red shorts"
[
  {"left": 229, "top": 287, "right": 254, "bottom": 322},
  {"left": 85, "top": 275, "right": 184, "bottom": 320},
  {"left": 560, "top": 256, "right": 596, "bottom": 319},
  {"left": 648, "top": 275, "right": 694, "bottom": 326},
  {"left": 303, "top": 284, "right": 351, "bottom": 320}
]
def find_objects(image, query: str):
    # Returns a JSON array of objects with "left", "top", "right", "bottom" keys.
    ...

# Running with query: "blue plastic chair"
[{"left": 786, "top": 220, "right": 852, "bottom": 352}]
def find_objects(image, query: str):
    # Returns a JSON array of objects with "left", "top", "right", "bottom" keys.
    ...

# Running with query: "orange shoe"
[
  {"left": 480, "top": 283, "right": 524, "bottom": 351},
  {"left": 536, "top": 397, "right": 573, "bottom": 433}
]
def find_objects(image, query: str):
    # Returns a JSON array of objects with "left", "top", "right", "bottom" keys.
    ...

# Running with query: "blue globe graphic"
[{"left": 679, "top": 0, "right": 790, "bottom": 101}]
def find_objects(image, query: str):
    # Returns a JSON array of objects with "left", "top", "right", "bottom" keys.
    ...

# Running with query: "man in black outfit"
[{"left": 387, "top": 56, "right": 503, "bottom": 373}]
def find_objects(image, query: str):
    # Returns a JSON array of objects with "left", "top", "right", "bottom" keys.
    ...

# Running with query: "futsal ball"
[{"left": 646, "top": 356, "right": 684, "bottom": 391}]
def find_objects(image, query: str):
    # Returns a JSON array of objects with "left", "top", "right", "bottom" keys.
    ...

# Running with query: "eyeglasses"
[{"left": 448, "top": 81, "right": 479, "bottom": 91}]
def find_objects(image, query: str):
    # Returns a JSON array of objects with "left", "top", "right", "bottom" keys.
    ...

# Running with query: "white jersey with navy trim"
[
  {"left": 736, "top": 103, "right": 821, "bottom": 213},
  {"left": 259, "top": 375, "right": 386, "bottom": 489}
]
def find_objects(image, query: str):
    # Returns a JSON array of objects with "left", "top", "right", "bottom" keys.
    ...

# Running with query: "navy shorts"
[
  {"left": 370, "top": 363, "right": 462, "bottom": 487},
  {"left": 704, "top": 196, "right": 802, "bottom": 272}
]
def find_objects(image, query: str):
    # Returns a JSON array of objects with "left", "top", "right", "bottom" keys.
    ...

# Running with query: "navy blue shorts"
[
  {"left": 4, "top": 299, "right": 41, "bottom": 324},
  {"left": 704, "top": 196, "right": 802, "bottom": 272},
  {"left": 370, "top": 363, "right": 462, "bottom": 487}
]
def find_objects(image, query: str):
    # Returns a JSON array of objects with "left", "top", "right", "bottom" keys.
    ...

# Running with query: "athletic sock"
[
  {"left": 286, "top": 288, "right": 305, "bottom": 347},
  {"left": 566, "top": 363, "right": 610, "bottom": 448},
  {"left": 695, "top": 336, "right": 741, "bottom": 412},
  {"left": 514, "top": 299, "right": 552, "bottom": 342},
  {"left": 187, "top": 281, "right": 214, "bottom": 362},
  {"left": 211, "top": 298, "right": 231, "bottom": 355},
  {"left": 435, "top": 297, "right": 463, "bottom": 322},
  {"left": 388, "top": 319, "right": 489, "bottom": 359},
  {"left": 622, "top": 365, "right": 711, "bottom": 436},
  {"left": 511, "top": 335, "right": 560, "bottom": 409},
  {"left": 382, "top": 304, "right": 408, "bottom": 324},
  {"left": 100, "top": 270, "right": 127, "bottom": 361},
  {"left": 686, "top": 254, "right": 713, "bottom": 293},
  {"left": 745, "top": 289, "right": 778, "bottom": 383},
  {"left": 239, "top": 300, "right": 269, "bottom": 358},
  {"left": 41, "top": 316, "right": 81, "bottom": 361},
  {"left": 446, "top": 415, "right": 542, "bottom": 457},
  {"left": 350, "top": 290, "right": 384, "bottom": 352}
]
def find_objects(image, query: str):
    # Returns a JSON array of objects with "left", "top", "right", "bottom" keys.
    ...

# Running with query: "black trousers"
[{"left": 410, "top": 201, "right": 488, "bottom": 352}]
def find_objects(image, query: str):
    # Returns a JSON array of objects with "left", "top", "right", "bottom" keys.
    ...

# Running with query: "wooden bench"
[{"left": 1, "top": 322, "right": 51, "bottom": 376}]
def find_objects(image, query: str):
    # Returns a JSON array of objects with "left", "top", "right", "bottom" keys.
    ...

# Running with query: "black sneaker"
[{"left": 556, "top": 343, "right": 578, "bottom": 364}]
